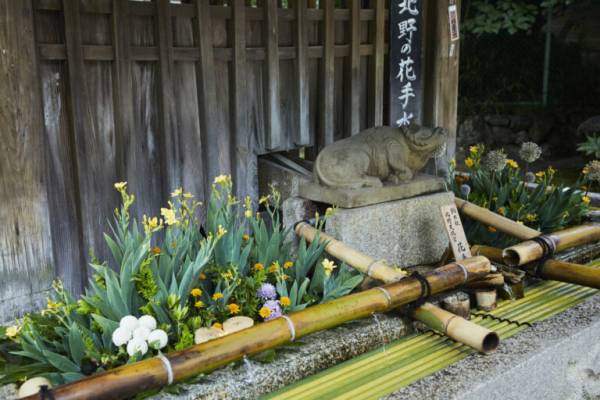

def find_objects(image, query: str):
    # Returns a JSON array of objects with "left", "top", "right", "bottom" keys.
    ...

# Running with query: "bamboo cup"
[
  {"left": 473, "top": 245, "right": 600, "bottom": 289},
  {"left": 23, "top": 257, "right": 491, "bottom": 400},
  {"left": 295, "top": 222, "right": 499, "bottom": 353},
  {"left": 502, "top": 224, "right": 600, "bottom": 267},
  {"left": 454, "top": 198, "right": 540, "bottom": 240}
]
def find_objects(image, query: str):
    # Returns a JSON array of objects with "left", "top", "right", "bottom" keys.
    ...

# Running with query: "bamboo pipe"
[
  {"left": 473, "top": 245, "right": 600, "bottom": 289},
  {"left": 23, "top": 257, "right": 491, "bottom": 400},
  {"left": 454, "top": 198, "right": 540, "bottom": 240},
  {"left": 502, "top": 224, "right": 600, "bottom": 267},
  {"left": 295, "top": 222, "right": 499, "bottom": 353}
]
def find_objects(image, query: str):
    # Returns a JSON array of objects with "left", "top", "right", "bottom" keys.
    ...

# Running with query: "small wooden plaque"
[{"left": 441, "top": 203, "right": 472, "bottom": 261}]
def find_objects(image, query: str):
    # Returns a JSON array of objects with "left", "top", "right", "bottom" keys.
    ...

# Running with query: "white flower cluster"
[{"left": 112, "top": 315, "right": 168, "bottom": 357}]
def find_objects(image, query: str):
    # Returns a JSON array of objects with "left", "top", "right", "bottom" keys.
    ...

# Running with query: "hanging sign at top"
[{"left": 389, "top": 0, "right": 423, "bottom": 127}]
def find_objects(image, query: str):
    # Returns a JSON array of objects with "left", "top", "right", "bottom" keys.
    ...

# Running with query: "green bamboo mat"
[{"left": 265, "top": 261, "right": 600, "bottom": 400}]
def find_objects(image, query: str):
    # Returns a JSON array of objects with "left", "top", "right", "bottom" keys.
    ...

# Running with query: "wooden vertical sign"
[
  {"left": 389, "top": 0, "right": 423, "bottom": 127},
  {"left": 441, "top": 204, "right": 472, "bottom": 261}
]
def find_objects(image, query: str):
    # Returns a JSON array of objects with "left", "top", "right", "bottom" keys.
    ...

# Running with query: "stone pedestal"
[{"left": 325, "top": 191, "right": 454, "bottom": 267}]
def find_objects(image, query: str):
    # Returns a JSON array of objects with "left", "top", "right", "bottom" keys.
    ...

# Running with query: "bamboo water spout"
[
  {"left": 502, "top": 224, "right": 600, "bottom": 267},
  {"left": 473, "top": 245, "right": 600, "bottom": 289},
  {"left": 295, "top": 222, "right": 499, "bottom": 353},
  {"left": 454, "top": 198, "right": 540, "bottom": 240},
  {"left": 23, "top": 257, "right": 491, "bottom": 400}
]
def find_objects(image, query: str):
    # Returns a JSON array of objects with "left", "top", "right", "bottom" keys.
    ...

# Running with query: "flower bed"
[{"left": 0, "top": 176, "right": 363, "bottom": 396}]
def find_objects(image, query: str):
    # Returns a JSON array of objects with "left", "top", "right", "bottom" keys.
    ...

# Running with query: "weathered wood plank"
[
  {"left": 262, "top": 0, "right": 283, "bottom": 150},
  {"left": 155, "top": 0, "right": 177, "bottom": 196},
  {"left": 232, "top": 1, "right": 256, "bottom": 199},
  {"left": 63, "top": 0, "right": 118, "bottom": 271},
  {"left": 319, "top": 0, "right": 335, "bottom": 147},
  {"left": 293, "top": 0, "right": 310, "bottom": 146},
  {"left": 369, "top": 0, "right": 385, "bottom": 126},
  {"left": 0, "top": 0, "right": 55, "bottom": 321},
  {"left": 348, "top": 0, "right": 361, "bottom": 135}
]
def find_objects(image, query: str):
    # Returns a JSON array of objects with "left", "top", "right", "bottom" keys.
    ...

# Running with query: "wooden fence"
[{"left": 0, "top": 0, "right": 459, "bottom": 320}]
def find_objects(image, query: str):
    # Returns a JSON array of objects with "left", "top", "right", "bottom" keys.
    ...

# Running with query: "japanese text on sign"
[
  {"left": 389, "top": 0, "right": 423, "bottom": 127},
  {"left": 440, "top": 204, "right": 472, "bottom": 261}
]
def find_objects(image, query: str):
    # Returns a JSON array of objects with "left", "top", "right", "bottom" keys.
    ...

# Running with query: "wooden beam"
[
  {"left": 348, "top": 0, "right": 361, "bottom": 135},
  {"left": 262, "top": 0, "right": 283, "bottom": 150},
  {"left": 293, "top": 0, "right": 311, "bottom": 146},
  {"left": 369, "top": 0, "right": 385, "bottom": 126},
  {"left": 319, "top": 0, "right": 335, "bottom": 147}
]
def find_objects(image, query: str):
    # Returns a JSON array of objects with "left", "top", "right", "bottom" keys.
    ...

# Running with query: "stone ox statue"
[{"left": 314, "top": 124, "right": 447, "bottom": 189}]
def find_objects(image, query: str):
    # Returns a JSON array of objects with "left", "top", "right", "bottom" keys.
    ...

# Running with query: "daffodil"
[
  {"left": 259, "top": 195, "right": 270, "bottom": 205},
  {"left": 161, "top": 207, "right": 179, "bottom": 225},
  {"left": 143, "top": 215, "right": 162, "bottom": 234},
  {"left": 283, "top": 261, "right": 294, "bottom": 269},
  {"left": 464, "top": 158, "right": 474, "bottom": 168},
  {"left": 227, "top": 303, "right": 240, "bottom": 314},
  {"left": 217, "top": 225, "right": 227, "bottom": 238},
  {"left": 469, "top": 145, "right": 479, "bottom": 154},
  {"left": 212, "top": 292, "right": 223, "bottom": 301},
  {"left": 254, "top": 263, "right": 264, "bottom": 271},
  {"left": 322, "top": 258, "right": 337, "bottom": 276},
  {"left": 183, "top": 192, "right": 194, "bottom": 199},
  {"left": 244, "top": 209, "right": 253, "bottom": 218},
  {"left": 525, "top": 213, "right": 537, "bottom": 222},
  {"left": 506, "top": 159, "right": 518, "bottom": 169},
  {"left": 5, "top": 325, "right": 20, "bottom": 338},
  {"left": 213, "top": 174, "right": 230, "bottom": 185},
  {"left": 191, "top": 288, "right": 202, "bottom": 297},
  {"left": 194, "top": 300, "right": 205, "bottom": 309},
  {"left": 114, "top": 181, "right": 127, "bottom": 191},
  {"left": 212, "top": 322, "right": 223, "bottom": 330},
  {"left": 171, "top": 187, "right": 183, "bottom": 198},
  {"left": 583, "top": 196, "right": 591, "bottom": 205},
  {"left": 269, "top": 262, "right": 279, "bottom": 273},
  {"left": 151, "top": 246, "right": 161, "bottom": 255},
  {"left": 242, "top": 234, "right": 250, "bottom": 241},
  {"left": 535, "top": 171, "right": 545, "bottom": 178},
  {"left": 259, "top": 307, "right": 271, "bottom": 319},
  {"left": 450, "top": 158, "right": 456, "bottom": 168}
]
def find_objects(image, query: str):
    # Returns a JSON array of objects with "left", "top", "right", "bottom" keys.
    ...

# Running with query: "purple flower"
[
  {"left": 263, "top": 300, "right": 282, "bottom": 321},
  {"left": 256, "top": 283, "right": 277, "bottom": 300}
]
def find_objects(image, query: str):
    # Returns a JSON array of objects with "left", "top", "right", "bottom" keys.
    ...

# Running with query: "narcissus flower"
[
  {"left": 212, "top": 322, "right": 223, "bottom": 330},
  {"left": 191, "top": 288, "right": 202, "bottom": 297},
  {"left": 262, "top": 300, "right": 282, "bottom": 321},
  {"left": 228, "top": 303, "right": 241, "bottom": 314},
  {"left": 5, "top": 325, "right": 20, "bottom": 338},
  {"left": 161, "top": 207, "right": 179, "bottom": 226},
  {"left": 283, "top": 261, "right": 294, "bottom": 269},
  {"left": 217, "top": 225, "right": 227, "bottom": 238},
  {"left": 322, "top": 259, "right": 337, "bottom": 276},
  {"left": 254, "top": 263, "right": 264, "bottom": 271},
  {"left": 171, "top": 187, "right": 183, "bottom": 198},
  {"left": 464, "top": 158, "right": 474, "bottom": 168},
  {"left": 259, "top": 307, "right": 271, "bottom": 319},
  {"left": 268, "top": 262, "right": 279, "bottom": 273},
  {"left": 194, "top": 300, "right": 205, "bottom": 309},
  {"left": 506, "top": 159, "right": 518, "bottom": 169},
  {"left": 214, "top": 174, "right": 230, "bottom": 185},
  {"left": 114, "top": 181, "right": 127, "bottom": 191},
  {"left": 583, "top": 196, "right": 591, "bottom": 205}
]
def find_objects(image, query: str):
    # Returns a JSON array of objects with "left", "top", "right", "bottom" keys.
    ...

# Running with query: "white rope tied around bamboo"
[
  {"left": 455, "top": 262, "right": 469, "bottom": 283},
  {"left": 281, "top": 315, "right": 296, "bottom": 341},
  {"left": 374, "top": 287, "right": 392, "bottom": 306},
  {"left": 366, "top": 259, "right": 386, "bottom": 278},
  {"left": 158, "top": 353, "right": 174, "bottom": 385}
]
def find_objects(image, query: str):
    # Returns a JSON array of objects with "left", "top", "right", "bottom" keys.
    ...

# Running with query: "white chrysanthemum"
[
  {"left": 138, "top": 315, "right": 157, "bottom": 331},
  {"left": 111, "top": 327, "right": 132, "bottom": 347},
  {"left": 127, "top": 337, "right": 148, "bottom": 357},
  {"left": 119, "top": 315, "right": 139, "bottom": 332},
  {"left": 132, "top": 326, "right": 151, "bottom": 341},
  {"left": 147, "top": 329, "right": 169, "bottom": 350}
]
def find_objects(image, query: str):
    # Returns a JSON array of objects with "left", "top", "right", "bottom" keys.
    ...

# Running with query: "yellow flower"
[
  {"left": 228, "top": 303, "right": 241, "bottom": 314},
  {"left": 259, "top": 307, "right": 271, "bottom": 319},
  {"left": 282, "top": 274, "right": 289, "bottom": 280},
  {"left": 525, "top": 213, "right": 537, "bottom": 222},
  {"left": 194, "top": 300, "right": 205, "bottom": 309},
  {"left": 322, "top": 258, "right": 337, "bottom": 276},
  {"left": 143, "top": 215, "right": 162, "bottom": 234},
  {"left": 464, "top": 158, "right": 474, "bottom": 168},
  {"left": 516, "top": 220, "right": 524, "bottom": 225},
  {"left": 259, "top": 195, "right": 270, "bottom": 205},
  {"left": 548, "top": 166, "right": 556, "bottom": 176},
  {"left": 535, "top": 171, "right": 545, "bottom": 178},
  {"left": 191, "top": 288, "right": 202, "bottom": 297},
  {"left": 583, "top": 166, "right": 589, "bottom": 175},
  {"left": 212, "top": 292, "right": 223, "bottom": 301},
  {"left": 242, "top": 234, "right": 250, "bottom": 241},
  {"left": 450, "top": 158, "right": 457, "bottom": 168},
  {"left": 583, "top": 195, "right": 591, "bottom": 205},
  {"left": 283, "top": 261, "right": 294, "bottom": 269},
  {"left": 47, "top": 299, "right": 61, "bottom": 310},
  {"left": 212, "top": 322, "right": 223, "bottom": 330},
  {"left": 269, "top": 262, "right": 280, "bottom": 273},
  {"left": 254, "top": 263, "right": 264, "bottom": 271},
  {"left": 506, "top": 159, "right": 518, "bottom": 169},
  {"left": 497, "top": 207, "right": 506, "bottom": 215},
  {"left": 325, "top": 207, "right": 335, "bottom": 217},
  {"left": 487, "top": 226, "right": 497, "bottom": 233},
  {"left": 280, "top": 296, "right": 291, "bottom": 307},
  {"left": 161, "top": 207, "right": 179, "bottom": 226},
  {"left": 151, "top": 246, "right": 161, "bottom": 255},
  {"left": 114, "top": 181, "right": 127, "bottom": 191},
  {"left": 199, "top": 272, "right": 207, "bottom": 280},
  {"left": 221, "top": 271, "right": 233, "bottom": 280},
  {"left": 469, "top": 145, "right": 479, "bottom": 155},
  {"left": 217, "top": 225, "right": 227, "bottom": 238},
  {"left": 244, "top": 209, "right": 253, "bottom": 219},
  {"left": 183, "top": 192, "right": 194, "bottom": 199},
  {"left": 171, "top": 187, "right": 183, "bottom": 198},
  {"left": 214, "top": 174, "right": 230, "bottom": 185},
  {"left": 5, "top": 325, "right": 20, "bottom": 338}
]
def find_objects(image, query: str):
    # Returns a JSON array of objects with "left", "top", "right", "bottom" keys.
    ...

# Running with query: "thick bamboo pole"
[
  {"left": 295, "top": 222, "right": 499, "bottom": 353},
  {"left": 473, "top": 245, "right": 600, "bottom": 289},
  {"left": 502, "top": 224, "right": 600, "bottom": 266},
  {"left": 455, "top": 198, "right": 539, "bottom": 240},
  {"left": 23, "top": 258, "right": 491, "bottom": 400}
]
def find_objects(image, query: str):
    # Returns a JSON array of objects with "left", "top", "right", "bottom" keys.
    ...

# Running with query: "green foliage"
[
  {"left": 1, "top": 177, "right": 363, "bottom": 387},
  {"left": 449, "top": 144, "right": 590, "bottom": 247},
  {"left": 577, "top": 135, "right": 600, "bottom": 159}
]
